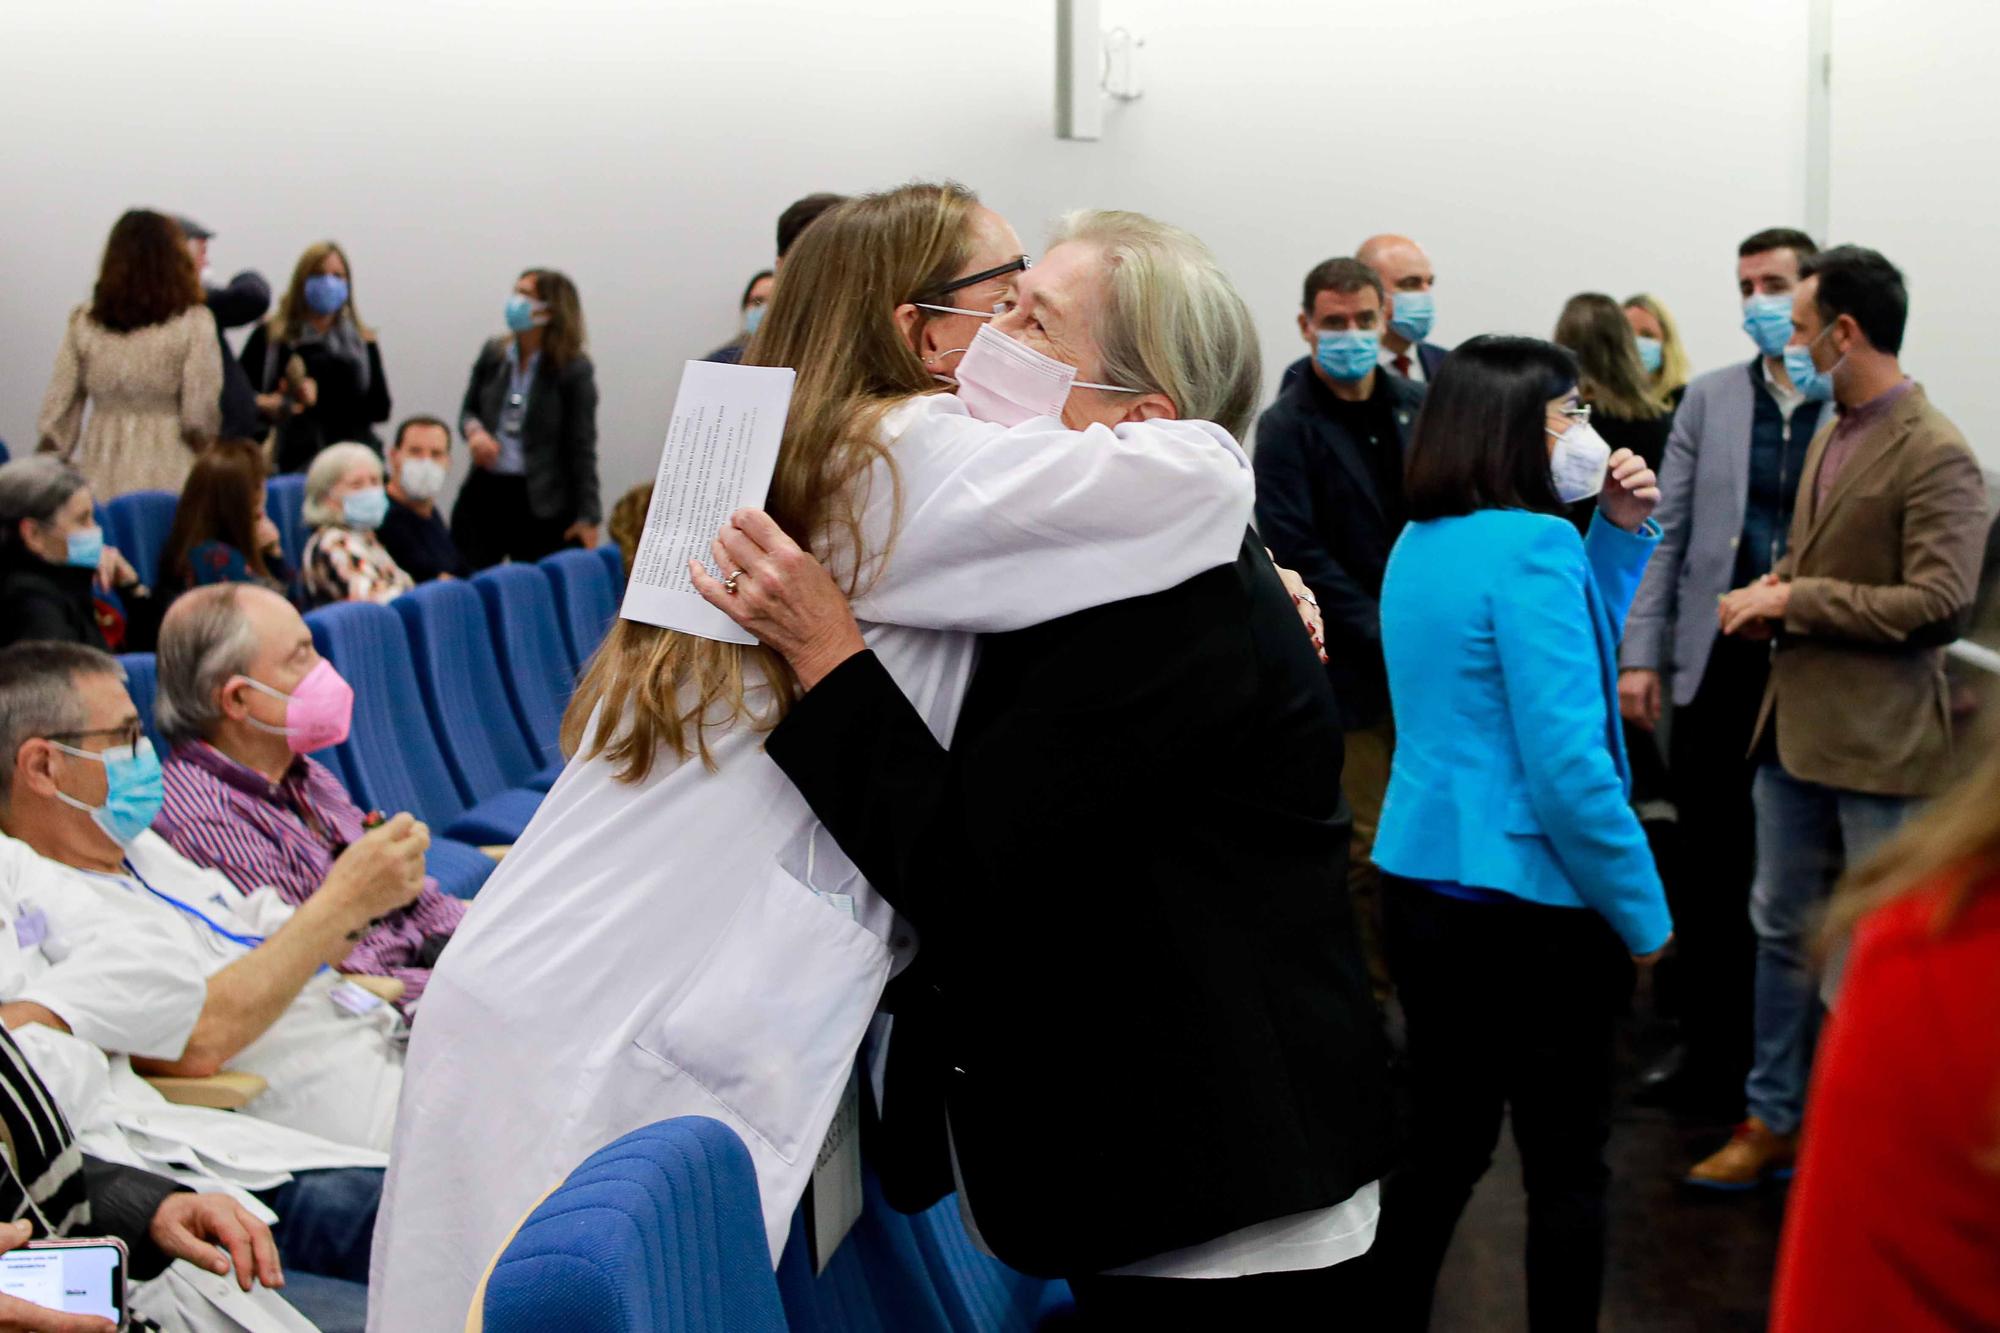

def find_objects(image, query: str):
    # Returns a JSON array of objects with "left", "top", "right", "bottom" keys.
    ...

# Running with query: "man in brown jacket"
[{"left": 1690, "top": 246, "right": 1986, "bottom": 1189}]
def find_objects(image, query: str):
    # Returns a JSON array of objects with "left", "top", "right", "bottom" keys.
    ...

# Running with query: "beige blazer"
[{"left": 1754, "top": 383, "right": 1986, "bottom": 796}]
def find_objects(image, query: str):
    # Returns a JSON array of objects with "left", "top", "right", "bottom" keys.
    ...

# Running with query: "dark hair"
[
  {"left": 776, "top": 193, "right": 848, "bottom": 258},
  {"left": 1738, "top": 227, "right": 1818, "bottom": 263},
  {"left": 393, "top": 415, "right": 452, "bottom": 450},
  {"left": 740, "top": 269, "right": 774, "bottom": 308},
  {"left": 1553, "top": 292, "right": 1668, "bottom": 420},
  {"left": 521, "top": 268, "right": 588, "bottom": 369},
  {"left": 1301, "top": 257, "right": 1384, "bottom": 313},
  {"left": 89, "top": 210, "right": 203, "bottom": 333},
  {"left": 1404, "top": 335, "right": 1576, "bottom": 522},
  {"left": 162, "top": 439, "right": 272, "bottom": 585},
  {"left": 1800, "top": 245, "right": 1908, "bottom": 354}
]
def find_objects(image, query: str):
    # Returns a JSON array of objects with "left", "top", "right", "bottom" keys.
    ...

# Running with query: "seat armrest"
[
  {"left": 341, "top": 974, "right": 406, "bottom": 1003},
  {"left": 479, "top": 845, "right": 510, "bottom": 862},
  {"left": 144, "top": 1071, "right": 269, "bottom": 1110}
]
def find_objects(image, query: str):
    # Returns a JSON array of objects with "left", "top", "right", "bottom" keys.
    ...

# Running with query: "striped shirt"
[{"left": 155, "top": 741, "right": 467, "bottom": 1007}]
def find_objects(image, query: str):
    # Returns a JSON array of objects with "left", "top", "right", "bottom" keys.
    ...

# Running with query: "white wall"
[
  {"left": 1829, "top": 0, "right": 2000, "bottom": 464},
  {"left": 0, "top": 0, "right": 1810, "bottom": 506}
]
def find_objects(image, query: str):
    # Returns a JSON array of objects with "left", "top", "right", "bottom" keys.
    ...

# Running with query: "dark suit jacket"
[
  {"left": 241, "top": 324, "right": 393, "bottom": 471},
  {"left": 460, "top": 338, "right": 603, "bottom": 525},
  {"left": 766, "top": 537, "right": 1400, "bottom": 1277},
  {"left": 1253, "top": 369, "right": 1425, "bottom": 729}
]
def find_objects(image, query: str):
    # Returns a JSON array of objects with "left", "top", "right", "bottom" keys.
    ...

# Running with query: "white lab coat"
[
  {"left": 368, "top": 394, "right": 1254, "bottom": 1332},
  {"left": 0, "top": 831, "right": 405, "bottom": 1152}
]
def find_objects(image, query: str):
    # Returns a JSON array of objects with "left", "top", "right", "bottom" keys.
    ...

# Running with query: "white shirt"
[
  {"left": 0, "top": 830, "right": 403, "bottom": 1152},
  {"left": 369, "top": 393, "right": 1256, "bottom": 1333},
  {"left": 1379, "top": 336, "right": 1426, "bottom": 383},
  {"left": 1761, "top": 354, "right": 1807, "bottom": 422}
]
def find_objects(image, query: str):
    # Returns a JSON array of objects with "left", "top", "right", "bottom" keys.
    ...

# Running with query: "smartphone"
[{"left": 0, "top": 1236, "right": 127, "bottom": 1326}]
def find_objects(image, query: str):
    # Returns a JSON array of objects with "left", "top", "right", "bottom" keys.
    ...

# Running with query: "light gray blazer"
[{"left": 1620, "top": 359, "right": 1763, "bottom": 705}]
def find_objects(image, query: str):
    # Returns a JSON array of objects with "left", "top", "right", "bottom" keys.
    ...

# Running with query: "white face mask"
[
  {"left": 1547, "top": 420, "right": 1612, "bottom": 504},
  {"left": 398, "top": 457, "right": 448, "bottom": 503},
  {"left": 947, "top": 322, "right": 1141, "bottom": 427}
]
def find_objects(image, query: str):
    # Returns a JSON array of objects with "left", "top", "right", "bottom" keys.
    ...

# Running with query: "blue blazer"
[{"left": 1374, "top": 509, "right": 1673, "bottom": 955}]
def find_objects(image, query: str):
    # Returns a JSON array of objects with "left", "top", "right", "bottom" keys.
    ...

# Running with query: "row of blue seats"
[
  {"left": 120, "top": 546, "right": 625, "bottom": 898},
  {"left": 95, "top": 475, "right": 314, "bottom": 589},
  {"left": 483, "top": 1114, "right": 1073, "bottom": 1333}
]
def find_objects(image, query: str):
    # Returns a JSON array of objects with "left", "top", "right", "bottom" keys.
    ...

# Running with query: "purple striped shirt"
[{"left": 154, "top": 741, "right": 467, "bottom": 1007}]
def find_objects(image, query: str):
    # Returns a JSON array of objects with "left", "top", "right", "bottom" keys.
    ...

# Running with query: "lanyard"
[{"left": 118, "top": 859, "right": 266, "bottom": 950}]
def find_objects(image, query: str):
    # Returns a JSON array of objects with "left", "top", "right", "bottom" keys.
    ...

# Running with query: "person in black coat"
[
  {"left": 691, "top": 227, "right": 1399, "bottom": 1326},
  {"left": 0, "top": 458, "right": 144, "bottom": 653},
  {"left": 241, "top": 241, "right": 392, "bottom": 473},
  {"left": 177, "top": 216, "right": 271, "bottom": 441},
  {"left": 450, "top": 268, "right": 601, "bottom": 568},
  {"left": 1254, "top": 257, "right": 1425, "bottom": 1002}
]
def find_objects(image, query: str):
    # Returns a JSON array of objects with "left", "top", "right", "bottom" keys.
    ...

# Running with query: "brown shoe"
[{"left": 1684, "top": 1117, "right": 1797, "bottom": 1191}]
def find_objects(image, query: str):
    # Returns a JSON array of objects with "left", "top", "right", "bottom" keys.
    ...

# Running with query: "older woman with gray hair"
[
  {"left": 298, "top": 441, "right": 411, "bottom": 608},
  {"left": 696, "top": 209, "right": 1396, "bottom": 1323},
  {"left": 0, "top": 456, "right": 144, "bottom": 651}
]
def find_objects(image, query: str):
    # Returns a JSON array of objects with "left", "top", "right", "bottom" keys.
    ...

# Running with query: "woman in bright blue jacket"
[{"left": 1371, "top": 335, "right": 1672, "bottom": 1332}]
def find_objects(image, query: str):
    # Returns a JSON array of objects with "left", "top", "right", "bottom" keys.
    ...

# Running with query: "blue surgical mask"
[
  {"left": 50, "top": 737, "right": 164, "bottom": 846},
  {"left": 1783, "top": 327, "right": 1837, "bottom": 402},
  {"left": 342, "top": 485, "right": 390, "bottom": 531},
  {"left": 743, "top": 305, "right": 766, "bottom": 337},
  {"left": 65, "top": 526, "right": 105, "bottom": 570},
  {"left": 504, "top": 293, "right": 546, "bottom": 333},
  {"left": 1387, "top": 291, "right": 1435, "bottom": 344},
  {"left": 1742, "top": 293, "right": 1794, "bottom": 358},
  {"left": 303, "top": 274, "right": 349, "bottom": 317},
  {"left": 1635, "top": 336, "right": 1664, "bottom": 376},
  {"left": 1315, "top": 330, "right": 1380, "bottom": 383}
]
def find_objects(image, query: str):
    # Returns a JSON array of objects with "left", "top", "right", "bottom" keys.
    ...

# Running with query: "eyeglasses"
[
  {"left": 1557, "top": 402, "right": 1592, "bottom": 425},
  {"left": 44, "top": 722, "right": 145, "bottom": 753},
  {"left": 915, "top": 255, "right": 1030, "bottom": 305}
]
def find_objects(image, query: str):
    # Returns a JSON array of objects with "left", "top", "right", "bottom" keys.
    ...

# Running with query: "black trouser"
[
  {"left": 1663, "top": 635, "right": 1768, "bottom": 1100},
  {"left": 1069, "top": 1249, "right": 1378, "bottom": 1330},
  {"left": 450, "top": 469, "right": 577, "bottom": 571},
  {"left": 1375, "top": 878, "right": 1633, "bottom": 1333}
]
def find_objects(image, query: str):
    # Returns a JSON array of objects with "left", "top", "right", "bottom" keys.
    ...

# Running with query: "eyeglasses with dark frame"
[
  {"left": 43, "top": 722, "right": 145, "bottom": 752},
  {"left": 915, "top": 255, "right": 1030, "bottom": 305}
]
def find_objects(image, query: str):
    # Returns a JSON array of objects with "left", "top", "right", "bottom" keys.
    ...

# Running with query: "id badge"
[{"left": 328, "top": 980, "right": 385, "bottom": 1017}]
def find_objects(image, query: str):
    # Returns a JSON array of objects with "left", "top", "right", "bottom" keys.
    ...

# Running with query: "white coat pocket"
[{"left": 630, "top": 862, "right": 892, "bottom": 1166}]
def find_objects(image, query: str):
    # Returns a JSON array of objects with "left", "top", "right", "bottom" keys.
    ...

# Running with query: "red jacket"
[{"left": 1771, "top": 872, "right": 2000, "bottom": 1332}]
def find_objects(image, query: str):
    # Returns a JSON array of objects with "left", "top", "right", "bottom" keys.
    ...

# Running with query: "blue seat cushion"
[
  {"left": 427, "top": 838, "right": 498, "bottom": 899},
  {"left": 441, "top": 786, "right": 545, "bottom": 846},
  {"left": 527, "top": 758, "right": 566, "bottom": 791}
]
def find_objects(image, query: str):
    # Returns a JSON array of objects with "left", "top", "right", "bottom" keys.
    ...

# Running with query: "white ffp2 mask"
[{"left": 1548, "top": 421, "right": 1612, "bottom": 504}]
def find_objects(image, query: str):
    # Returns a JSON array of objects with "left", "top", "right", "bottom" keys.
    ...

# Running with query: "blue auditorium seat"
[
  {"left": 424, "top": 837, "right": 498, "bottom": 900},
  {"left": 473, "top": 565, "right": 573, "bottom": 782},
  {"left": 482, "top": 1117, "right": 785, "bottom": 1333},
  {"left": 265, "top": 475, "right": 308, "bottom": 575},
  {"left": 776, "top": 1170, "right": 955, "bottom": 1333},
  {"left": 102, "top": 491, "right": 179, "bottom": 588},
  {"left": 540, "top": 548, "right": 619, "bottom": 669},
  {"left": 595, "top": 542, "right": 625, "bottom": 595},
  {"left": 118, "top": 653, "right": 164, "bottom": 757},
  {"left": 0, "top": 438, "right": 10, "bottom": 464},
  {"left": 306, "top": 602, "right": 544, "bottom": 846},
  {"left": 395, "top": 580, "right": 553, "bottom": 805},
  {"left": 905, "top": 1193, "right": 1073, "bottom": 1332}
]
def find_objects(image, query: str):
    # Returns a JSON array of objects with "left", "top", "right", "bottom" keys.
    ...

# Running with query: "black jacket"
[
  {"left": 0, "top": 547, "right": 107, "bottom": 652},
  {"left": 205, "top": 272, "right": 270, "bottom": 440},
  {"left": 766, "top": 537, "right": 1400, "bottom": 1276},
  {"left": 1253, "top": 368, "right": 1426, "bottom": 730},
  {"left": 460, "top": 338, "right": 602, "bottom": 525},
  {"left": 240, "top": 324, "right": 393, "bottom": 471}
]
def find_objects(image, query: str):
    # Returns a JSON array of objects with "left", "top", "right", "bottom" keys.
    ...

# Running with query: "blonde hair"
[
  {"left": 1046, "top": 210, "right": 1261, "bottom": 439},
  {"left": 607, "top": 483, "right": 653, "bottom": 577},
  {"left": 1624, "top": 293, "right": 1692, "bottom": 400},
  {"left": 302, "top": 442, "right": 384, "bottom": 527},
  {"left": 562, "top": 181, "right": 979, "bottom": 781},
  {"left": 1554, "top": 292, "right": 1671, "bottom": 420},
  {"left": 270, "top": 241, "right": 372, "bottom": 343}
]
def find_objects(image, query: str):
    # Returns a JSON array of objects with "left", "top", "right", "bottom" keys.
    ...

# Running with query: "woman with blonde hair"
[
  {"left": 1769, "top": 733, "right": 2000, "bottom": 1332},
  {"left": 450, "top": 267, "right": 602, "bottom": 567},
  {"left": 241, "top": 241, "right": 392, "bottom": 472},
  {"left": 36, "top": 209, "right": 222, "bottom": 498},
  {"left": 370, "top": 181, "right": 1258, "bottom": 1329},
  {"left": 1623, "top": 292, "right": 1692, "bottom": 408}
]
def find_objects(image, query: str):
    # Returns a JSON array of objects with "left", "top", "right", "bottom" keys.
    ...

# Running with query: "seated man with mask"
[
  {"left": 153, "top": 583, "right": 466, "bottom": 1008},
  {"left": 377, "top": 415, "right": 468, "bottom": 584},
  {"left": 0, "top": 641, "right": 421, "bottom": 1158}
]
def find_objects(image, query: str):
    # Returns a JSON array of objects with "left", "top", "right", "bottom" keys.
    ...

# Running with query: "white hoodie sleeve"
[{"left": 848, "top": 396, "right": 1254, "bottom": 633}]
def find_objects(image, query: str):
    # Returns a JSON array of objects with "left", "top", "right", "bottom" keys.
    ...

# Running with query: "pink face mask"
[
  {"left": 947, "top": 322, "right": 1141, "bottom": 427},
  {"left": 239, "top": 659, "right": 355, "bottom": 753}
]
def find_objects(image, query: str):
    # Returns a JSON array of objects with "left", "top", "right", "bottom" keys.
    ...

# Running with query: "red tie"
[{"left": 1393, "top": 353, "right": 1413, "bottom": 378}]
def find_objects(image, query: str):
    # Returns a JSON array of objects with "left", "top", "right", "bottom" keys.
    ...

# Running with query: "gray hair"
[
  {"left": 0, "top": 642, "right": 123, "bottom": 803},
  {"left": 155, "top": 585, "right": 261, "bottom": 747},
  {"left": 302, "top": 443, "right": 384, "bottom": 527},
  {"left": 0, "top": 458, "right": 89, "bottom": 554},
  {"left": 1046, "top": 209, "right": 1262, "bottom": 440}
]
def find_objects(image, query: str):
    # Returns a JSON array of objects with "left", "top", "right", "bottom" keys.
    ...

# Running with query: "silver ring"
[{"left": 724, "top": 569, "right": 745, "bottom": 595}]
